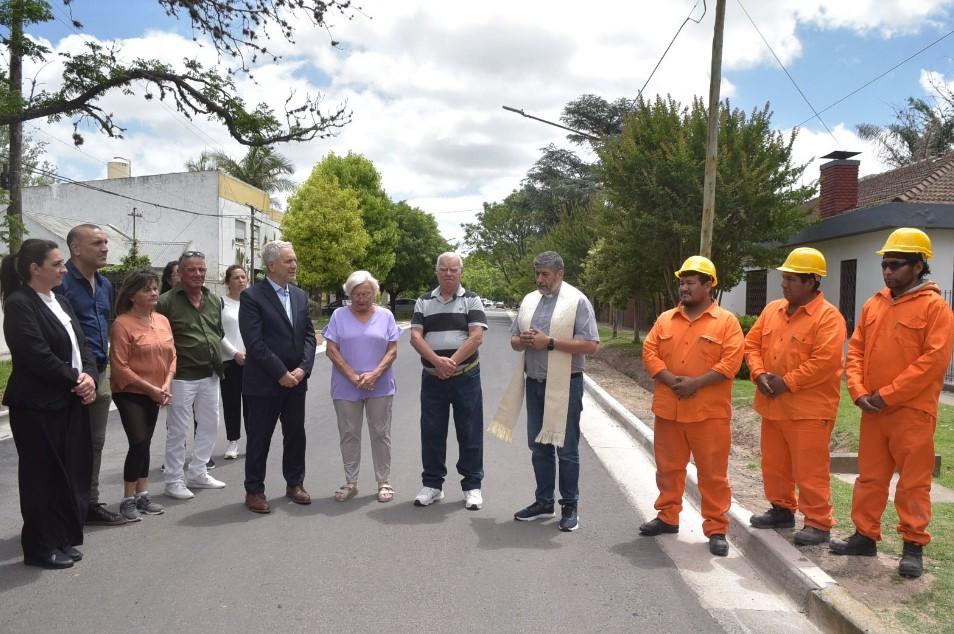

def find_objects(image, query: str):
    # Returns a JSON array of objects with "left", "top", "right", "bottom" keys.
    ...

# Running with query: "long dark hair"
[
  {"left": 0, "top": 239, "right": 60, "bottom": 303},
  {"left": 160, "top": 260, "right": 178, "bottom": 293},
  {"left": 115, "top": 269, "right": 160, "bottom": 315},
  {"left": 223, "top": 264, "right": 246, "bottom": 285}
]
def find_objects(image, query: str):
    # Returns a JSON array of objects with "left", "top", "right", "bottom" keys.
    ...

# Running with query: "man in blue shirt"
[{"left": 55, "top": 223, "right": 125, "bottom": 526}]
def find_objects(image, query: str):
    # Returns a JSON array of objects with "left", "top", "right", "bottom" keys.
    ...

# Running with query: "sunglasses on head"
[
  {"left": 182, "top": 251, "right": 205, "bottom": 258},
  {"left": 880, "top": 259, "right": 913, "bottom": 271}
]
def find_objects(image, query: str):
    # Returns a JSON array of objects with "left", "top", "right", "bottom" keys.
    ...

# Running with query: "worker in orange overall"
[
  {"left": 744, "top": 247, "right": 846, "bottom": 546},
  {"left": 830, "top": 228, "right": 954, "bottom": 578},
  {"left": 641, "top": 256, "right": 745, "bottom": 556}
]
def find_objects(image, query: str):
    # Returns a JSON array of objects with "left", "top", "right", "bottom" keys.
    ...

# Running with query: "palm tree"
[
  {"left": 857, "top": 97, "right": 954, "bottom": 167},
  {"left": 186, "top": 146, "right": 296, "bottom": 206}
]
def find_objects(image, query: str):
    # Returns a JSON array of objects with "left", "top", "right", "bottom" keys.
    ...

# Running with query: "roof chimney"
[
  {"left": 818, "top": 150, "right": 860, "bottom": 218},
  {"left": 107, "top": 157, "right": 130, "bottom": 179}
]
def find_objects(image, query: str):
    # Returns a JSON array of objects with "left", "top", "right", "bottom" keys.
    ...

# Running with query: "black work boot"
[
  {"left": 708, "top": 534, "right": 729, "bottom": 557},
  {"left": 829, "top": 531, "right": 877, "bottom": 556},
  {"left": 749, "top": 504, "right": 795, "bottom": 529},
  {"left": 899, "top": 541, "right": 924, "bottom": 578},
  {"left": 793, "top": 526, "right": 830, "bottom": 546},
  {"left": 639, "top": 518, "right": 679, "bottom": 536}
]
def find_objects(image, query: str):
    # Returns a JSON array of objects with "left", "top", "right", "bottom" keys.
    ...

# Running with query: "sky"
[{"left": 19, "top": 0, "right": 954, "bottom": 245}]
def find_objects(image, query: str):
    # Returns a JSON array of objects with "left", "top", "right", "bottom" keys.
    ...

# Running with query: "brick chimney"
[{"left": 818, "top": 151, "right": 860, "bottom": 218}]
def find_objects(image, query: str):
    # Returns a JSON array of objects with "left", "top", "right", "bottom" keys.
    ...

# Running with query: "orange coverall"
[
  {"left": 846, "top": 282, "right": 954, "bottom": 545},
  {"left": 744, "top": 292, "right": 846, "bottom": 530},
  {"left": 643, "top": 301, "right": 745, "bottom": 536}
]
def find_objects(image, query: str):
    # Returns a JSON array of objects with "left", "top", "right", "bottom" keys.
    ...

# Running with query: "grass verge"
[{"left": 597, "top": 325, "right": 643, "bottom": 352}]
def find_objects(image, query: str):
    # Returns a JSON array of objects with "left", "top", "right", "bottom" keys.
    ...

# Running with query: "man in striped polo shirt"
[{"left": 410, "top": 252, "right": 488, "bottom": 510}]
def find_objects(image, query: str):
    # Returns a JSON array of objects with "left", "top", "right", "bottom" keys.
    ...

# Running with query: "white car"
[{"left": 494, "top": 301, "right": 505, "bottom": 309}]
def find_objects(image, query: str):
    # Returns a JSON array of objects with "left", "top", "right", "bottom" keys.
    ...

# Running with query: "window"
[
  {"left": 745, "top": 269, "right": 767, "bottom": 315},
  {"left": 235, "top": 219, "right": 247, "bottom": 244},
  {"left": 840, "top": 259, "right": 857, "bottom": 334}
]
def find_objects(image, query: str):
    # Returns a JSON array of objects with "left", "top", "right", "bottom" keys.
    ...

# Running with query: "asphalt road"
[{"left": 0, "top": 309, "right": 743, "bottom": 633}]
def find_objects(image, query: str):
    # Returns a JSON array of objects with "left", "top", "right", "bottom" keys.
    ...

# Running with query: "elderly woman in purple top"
[{"left": 323, "top": 270, "right": 402, "bottom": 503}]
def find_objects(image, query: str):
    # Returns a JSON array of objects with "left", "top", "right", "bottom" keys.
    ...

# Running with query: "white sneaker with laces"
[
  {"left": 224, "top": 441, "right": 239, "bottom": 460},
  {"left": 164, "top": 482, "right": 195, "bottom": 500},
  {"left": 464, "top": 489, "right": 483, "bottom": 510},
  {"left": 187, "top": 473, "right": 226, "bottom": 489},
  {"left": 414, "top": 486, "right": 444, "bottom": 507}
]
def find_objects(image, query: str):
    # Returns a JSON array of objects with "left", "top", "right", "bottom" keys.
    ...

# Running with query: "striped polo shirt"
[{"left": 411, "top": 286, "right": 488, "bottom": 369}]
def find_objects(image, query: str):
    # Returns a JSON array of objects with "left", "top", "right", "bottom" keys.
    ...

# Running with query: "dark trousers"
[
  {"left": 526, "top": 374, "right": 584, "bottom": 506},
  {"left": 243, "top": 391, "right": 307, "bottom": 494},
  {"left": 420, "top": 366, "right": 484, "bottom": 491},
  {"left": 9, "top": 401, "right": 91, "bottom": 558},
  {"left": 113, "top": 392, "right": 160, "bottom": 482},
  {"left": 220, "top": 361, "right": 247, "bottom": 441}
]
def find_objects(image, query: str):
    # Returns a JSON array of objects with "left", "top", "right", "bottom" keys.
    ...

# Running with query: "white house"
[{"left": 720, "top": 151, "right": 954, "bottom": 385}]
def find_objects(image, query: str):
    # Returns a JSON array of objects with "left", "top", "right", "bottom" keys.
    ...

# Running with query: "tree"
[
  {"left": 561, "top": 94, "right": 638, "bottom": 144},
  {"left": 0, "top": 128, "right": 54, "bottom": 244},
  {"left": 2, "top": 0, "right": 356, "bottom": 248},
  {"left": 594, "top": 96, "right": 816, "bottom": 309},
  {"left": 187, "top": 146, "right": 295, "bottom": 206},
  {"left": 461, "top": 252, "right": 509, "bottom": 302},
  {"left": 380, "top": 201, "right": 449, "bottom": 311},
  {"left": 521, "top": 144, "right": 598, "bottom": 229},
  {"left": 314, "top": 152, "right": 399, "bottom": 281},
  {"left": 281, "top": 169, "right": 369, "bottom": 294},
  {"left": 857, "top": 96, "right": 954, "bottom": 167}
]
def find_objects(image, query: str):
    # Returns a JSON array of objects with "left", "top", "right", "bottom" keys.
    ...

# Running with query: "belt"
[
  {"left": 528, "top": 372, "right": 582, "bottom": 384},
  {"left": 424, "top": 358, "right": 480, "bottom": 377}
]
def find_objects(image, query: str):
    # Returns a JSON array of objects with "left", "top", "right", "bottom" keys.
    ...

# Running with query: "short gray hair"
[
  {"left": 343, "top": 270, "right": 380, "bottom": 296},
  {"left": 262, "top": 240, "right": 293, "bottom": 265},
  {"left": 533, "top": 251, "right": 564, "bottom": 272},
  {"left": 435, "top": 251, "right": 463, "bottom": 271}
]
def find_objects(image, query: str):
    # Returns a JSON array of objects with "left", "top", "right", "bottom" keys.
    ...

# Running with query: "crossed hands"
[
  {"left": 519, "top": 329, "right": 550, "bottom": 351},
  {"left": 279, "top": 368, "right": 306, "bottom": 388},
  {"left": 659, "top": 371, "right": 699, "bottom": 399},
  {"left": 351, "top": 370, "right": 380, "bottom": 391},
  {"left": 756, "top": 373, "right": 790, "bottom": 398},
  {"left": 72, "top": 373, "right": 96, "bottom": 405},
  {"left": 149, "top": 383, "right": 173, "bottom": 406},
  {"left": 855, "top": 392, "right": 887, "bottom": 413},
  {"left": 431, "top": 356, "right": 458, "bottom": 380}
]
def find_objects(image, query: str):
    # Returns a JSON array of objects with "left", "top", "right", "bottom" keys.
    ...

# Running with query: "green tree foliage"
[
  {"left": 313, "top": 152, "right": 399, "bottom": 281},
  {"left": 0, "top": 129, "right": 55, "bottom": 243},
  {"left": 857, "top": 96, "right": 954, "bottom": 167},
  {"left": 461, "top": 252, "right": 508, "bottom": 302},
  {"left": 561, "top": 94, "right": 638, "bottom": 144},
  {"left": 380, "top": 201, "right": 448, "bottom": 310},
  {"left": 101, "top": 249, "right": 152, "bottom": 289},
  {"left": 187, "top": 146, "right": 295, "bottom": 206},
  {"left": 281, "top": 169, "right": 368, "bottom": 292},
  {"left": 463, "top": 193, "right": 542, "bottom": 298},
  {"left": 0, "top": 0, "right": 354, "bottom": 145},
  {"left": 595, "top": 96, "right": 816, "bottom": 308}
]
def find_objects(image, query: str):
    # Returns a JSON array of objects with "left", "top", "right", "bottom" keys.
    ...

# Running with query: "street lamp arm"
[{"left": 501, "top": 105, "right": 601, "bottom": 142}]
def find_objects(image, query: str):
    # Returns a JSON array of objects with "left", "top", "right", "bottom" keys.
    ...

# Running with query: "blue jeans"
[
  {"left": 526, "top": 374, "right": 583, "bottom": 506},
  {"left": 420, "top": 366, "right": 484, "bottom": 490}
]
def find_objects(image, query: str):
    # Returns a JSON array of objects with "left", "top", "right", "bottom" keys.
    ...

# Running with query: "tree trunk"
[{"left": 7, "top": 0, "right": 24, "bottom": 251}]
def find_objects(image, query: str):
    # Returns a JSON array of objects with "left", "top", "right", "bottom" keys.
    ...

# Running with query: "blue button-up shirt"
[
  {"left": 55, "top": 259, "right": 113, "bottom": 368},
  {"left": 267, "top": 276, "right": 293, "bottom": 326}
]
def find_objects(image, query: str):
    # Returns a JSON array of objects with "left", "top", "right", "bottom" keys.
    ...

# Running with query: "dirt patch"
[{"left": 587, "top": 345, "right": 928, "bottom": 621}]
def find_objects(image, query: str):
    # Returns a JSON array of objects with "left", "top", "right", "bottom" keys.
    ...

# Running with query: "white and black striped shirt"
[{"left": 411, "top": 286, "right": 488, "bottom": 369}]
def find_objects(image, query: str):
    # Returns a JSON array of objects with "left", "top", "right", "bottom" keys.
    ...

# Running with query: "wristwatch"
[{"left": 547, "top": 337, "right": 555, "bottom": 351}]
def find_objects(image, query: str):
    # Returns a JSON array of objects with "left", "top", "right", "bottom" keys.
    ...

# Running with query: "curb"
[{"left": 584, "top": 375, "right": 891, "bottom": 634}]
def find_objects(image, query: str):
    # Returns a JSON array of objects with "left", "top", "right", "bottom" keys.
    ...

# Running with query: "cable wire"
[{"left": 637, "top": 0, "right": 707, "bottom": 98}]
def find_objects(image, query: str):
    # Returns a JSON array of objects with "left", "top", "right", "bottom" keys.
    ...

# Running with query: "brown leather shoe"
[
  {"left": 286, "top": 485, "right": 311, "bottom": 505},
  {"left": 245, "top": 492, "right": 270, "bottom": 514}
]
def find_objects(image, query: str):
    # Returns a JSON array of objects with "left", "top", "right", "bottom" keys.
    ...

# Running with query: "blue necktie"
[{"left": 279, "top": 288, "right": 293, "bottom": 326}]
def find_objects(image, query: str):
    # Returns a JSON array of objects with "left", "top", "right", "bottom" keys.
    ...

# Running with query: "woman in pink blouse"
[{"left": 110, "top": 270, "right": 177, "bottom": 522}]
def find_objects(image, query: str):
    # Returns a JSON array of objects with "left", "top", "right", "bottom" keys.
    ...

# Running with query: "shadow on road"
[
  {"left": 468, "top": 516, "right": 563, "bottom": 551},
  {"left": 0, "top": 560, "right": 41, "bottom": 593},
  {"left": 365, "top": 500, "right": 458, "bottom": 525},
  {"left": 610, "top": 538, "right": 679, "bottom": 571}
]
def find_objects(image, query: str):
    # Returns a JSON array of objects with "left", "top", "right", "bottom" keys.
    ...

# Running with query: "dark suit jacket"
[
  {"left": 238, "top": 279, "right": 316, "bottom": 398},
  {"left": 2, "top": 286, "right": 98, "bottom": 409}
]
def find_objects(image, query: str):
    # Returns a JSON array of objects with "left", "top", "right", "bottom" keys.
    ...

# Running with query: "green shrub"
[{"left": 735, "top": 314, "right": 758, "bottom": 379}]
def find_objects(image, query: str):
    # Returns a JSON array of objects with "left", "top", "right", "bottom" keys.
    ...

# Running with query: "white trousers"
[{"left": 164, "top": 376, "right": 221, "bottom": 484}]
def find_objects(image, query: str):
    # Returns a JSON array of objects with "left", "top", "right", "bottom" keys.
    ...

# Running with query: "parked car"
[
  {"left": 494, "top": 301, "right": 505, "bottom": 309},
  {"left": 482, "top": 298, "right": 493, "bottom": 308},
  {"left": 321, "top": 298, "right": 351, "bottom": 315}
]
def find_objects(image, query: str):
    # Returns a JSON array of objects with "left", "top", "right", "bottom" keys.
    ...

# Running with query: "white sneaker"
[
  {"left": 187, "top": 473, "right": 226, "bottom": 489},
  {"left": 464, "top": 489, "right": 483, "bottom": 510},
  {"left": 164, "top": 482, "right": 195, "bottom": 500},
  {"left": 224, "top": 441, "right": 239, "bottom": 460},
  {"left": 414, "top": 486, "right": 444, "bottom": 507}
]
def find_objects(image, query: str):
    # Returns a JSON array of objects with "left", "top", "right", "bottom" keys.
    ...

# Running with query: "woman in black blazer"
[{"left": 1, "top": 239, "right": 98, "bottom": 570}]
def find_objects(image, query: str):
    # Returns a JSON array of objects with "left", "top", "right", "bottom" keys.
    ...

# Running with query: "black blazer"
[
  {"left": 238, "top": 279, "right": 316, "bottom": 397},
  {"left": 2, "top": 286, "right": 97, "bottom": 409}
]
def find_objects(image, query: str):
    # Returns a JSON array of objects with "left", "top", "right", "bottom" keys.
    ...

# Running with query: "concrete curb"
[{"left": 584, "top": 375, "right": 891, "bottom": 634}]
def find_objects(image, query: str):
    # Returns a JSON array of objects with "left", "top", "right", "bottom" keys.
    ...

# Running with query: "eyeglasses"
[
  {"left": 351, "top": 291, "right": 374, "bottom": 299},
  {"left": 880, "top": 259, "right": 912, "bottom": 271},
  {"left": 181, "top": 251, "right": 205, "bottom": 259},
  {"left": 437, "top": 267, "right": 461, "bottom": 274}
]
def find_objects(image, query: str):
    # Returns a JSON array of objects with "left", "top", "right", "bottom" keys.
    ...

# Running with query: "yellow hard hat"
[
  {"left": 777, "top": 247, "right": 827, "bottom": 276},
  {"left": 876, "top": 227, "right": 933, "bottom": 259},
  {"left": 674, "top": 255, "right": 718, "bottom": 287}
]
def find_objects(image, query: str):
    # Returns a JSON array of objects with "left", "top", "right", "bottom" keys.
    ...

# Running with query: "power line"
[
  {"left": 794, "top": 28, "right": 954, "bottom": 129},
  {"left": 637, "top": 0, "right": 707, "bottom": 98},
  {"left": 736, "top": 0, "right": 839, "bottom": 147}
]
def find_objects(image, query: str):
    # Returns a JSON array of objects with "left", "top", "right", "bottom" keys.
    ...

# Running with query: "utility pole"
[
  {"left": 128, "top": 207, "right": 142, "bottom": 255},
  {"left": 698, "top": 0, "right": 727, "bottom": 259},
  {"left": 6, "top": 0, "right": 24, "bottom": 251},
  {"left": 248, "top": 204, "right": 256, "bottom": 278}
]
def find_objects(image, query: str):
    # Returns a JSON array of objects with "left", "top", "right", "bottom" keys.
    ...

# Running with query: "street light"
[{"left": 501, "top": 106, "right": 601, "bottom": 142}]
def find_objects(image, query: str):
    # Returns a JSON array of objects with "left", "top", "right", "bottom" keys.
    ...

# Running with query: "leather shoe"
[
  {"left": 60, "top": 545, "right": 83, "bottom": 562},
  {"left": 286, "top": 485, "right": 311, "bottom": 505},
  {"left": 709, "top": 534, "right": 729, "bottom": 557},
  {"left": 245, "top": 492, "right": 270, "bottom": 514},
  {"left": 639, "top": 517, "right": 679, "bottom": 536},
  {"left": 24, "top": 550, "right": 74, "bottom": 570}
]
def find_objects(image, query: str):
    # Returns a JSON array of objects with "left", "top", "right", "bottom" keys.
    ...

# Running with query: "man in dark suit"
[{"left": 239, "top": 240, "right": 317, "bottom": 513}]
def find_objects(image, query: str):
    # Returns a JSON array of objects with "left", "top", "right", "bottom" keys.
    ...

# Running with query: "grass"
[
  {"left": 597, "top": 324, "right": 643, "bottom": 352},
  {"left": 0, "top": 359, "right": 9, "bottom": 400}
]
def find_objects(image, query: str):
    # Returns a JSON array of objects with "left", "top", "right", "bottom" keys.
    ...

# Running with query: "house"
[{"left": 718, "top": 150, "right": 954, "bottom": 386}]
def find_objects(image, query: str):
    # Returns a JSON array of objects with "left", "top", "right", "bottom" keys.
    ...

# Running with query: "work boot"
[
  {"left": 793, "top": 526, "right": 830, "bottom": 546},
  {"left": 639, "top": 518, "right": 679, "bottom": 536},
  {"left": 708, "top": 534, "right": 729, "bottom": 557},
  {"left": 829, "top": 531, "right": 877, "bottom": 556},
  {"left": 899, "top": 541, "right": 924, "bottom": 578},
  {"left": 749, "top": 504, "right": 795, "bottom": 529}
]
